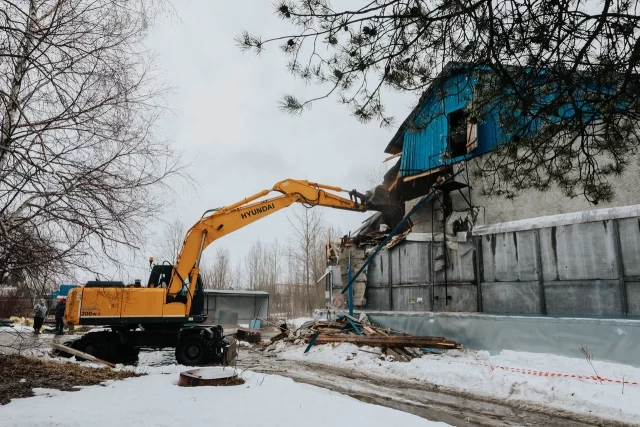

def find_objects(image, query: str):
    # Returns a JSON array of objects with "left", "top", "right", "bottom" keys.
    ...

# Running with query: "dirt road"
[{"left": 234, "top": 347, "right": 630, "bottom": 427}]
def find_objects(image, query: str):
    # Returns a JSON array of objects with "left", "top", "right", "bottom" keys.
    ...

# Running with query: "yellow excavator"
[{"left": 63, "top": 179, "right": 387, "bottom": 365}]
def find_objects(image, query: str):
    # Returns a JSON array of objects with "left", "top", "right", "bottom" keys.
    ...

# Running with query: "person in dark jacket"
[
  {"left": 55, "top": 298, "right": 66, "bottom": 335},
  {"left": 33, "top": 299, "right": 47, "bottom": 334}
]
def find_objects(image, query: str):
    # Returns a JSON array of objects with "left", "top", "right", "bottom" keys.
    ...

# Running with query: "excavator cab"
[{"left": 147, "top": 264, "right": 205, "bottom": 317}]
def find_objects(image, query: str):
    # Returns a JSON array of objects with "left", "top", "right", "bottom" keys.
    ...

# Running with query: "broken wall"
[{"left": 364, "top": 207, "right": 640, "bottom": 318}]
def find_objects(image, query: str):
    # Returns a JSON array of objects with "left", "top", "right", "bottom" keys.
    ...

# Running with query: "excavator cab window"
[
  {"left": 190, "top": 275, "right": 205, "bottom": 316},
  {"left": 147, "top": 264, "right": 173, "bottom": 288}
]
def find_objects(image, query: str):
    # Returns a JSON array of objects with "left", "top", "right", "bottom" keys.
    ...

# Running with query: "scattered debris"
[
  {"left": 0, "top": 354, "right": 142, "bottom": 405},
  {"left": 236, "top": 329, "right": 261, "bottom": 344},
  {"left": 266, "top": 315, "right": 461, "bottom": 362}
]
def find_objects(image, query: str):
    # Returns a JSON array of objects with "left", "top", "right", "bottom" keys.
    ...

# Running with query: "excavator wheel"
[
  {"left": 70, "top": 331, "right": 112, "bottom": 361},
  {"left": 175, "top": 334, "right": 212, "bottom": 366}
]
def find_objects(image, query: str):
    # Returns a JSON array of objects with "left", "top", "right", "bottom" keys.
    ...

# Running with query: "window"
[{"left": 447, "top": 109, "right": 469, "bottom": 158}]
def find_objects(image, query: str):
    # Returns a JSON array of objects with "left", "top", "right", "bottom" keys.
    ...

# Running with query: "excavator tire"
[
  {"left": 68, "top": 331, "right": 138, "bottom": 364},
  {"left": 70, "top": 331, "right": 112, "bottom": 361},
  {"left": 175, "top": 334, "right": 213, "bottom": 366}
]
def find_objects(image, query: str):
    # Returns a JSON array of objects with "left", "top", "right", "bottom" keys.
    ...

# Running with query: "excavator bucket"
[{"left": 364, "top": 185, "right": 395, "bottom": 212}]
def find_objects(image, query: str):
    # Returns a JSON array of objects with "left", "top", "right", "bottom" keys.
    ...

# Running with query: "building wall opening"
[{"left": 447, "top": 109, "right": 469, "bottom": 158}]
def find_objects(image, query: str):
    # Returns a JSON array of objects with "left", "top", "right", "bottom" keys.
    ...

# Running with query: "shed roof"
[{"left": 203, "top": 289, "right": 269, "bottom": 296}]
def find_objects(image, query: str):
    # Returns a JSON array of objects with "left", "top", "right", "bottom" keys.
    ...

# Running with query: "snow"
[
  {"left": 0, "top": 325, "right": 34, "bottom": 333},
  {"left": 279, "top": 344, "right": 640, "bottom": 424},
  {"left": 0, "top": 368, "right": 448, "bottom": 427}
]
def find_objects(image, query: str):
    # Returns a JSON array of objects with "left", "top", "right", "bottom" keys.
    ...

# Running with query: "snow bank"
[
  {"left": 280, "top": 343, "right": 640, "bottom": 424},
  {"left": 0, "top": 369, "right": 448, "bottom": 427}
]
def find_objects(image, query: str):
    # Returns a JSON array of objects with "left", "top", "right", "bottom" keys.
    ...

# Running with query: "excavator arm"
[{"left": 164, "top": 179, "right": 371, "bottom": 312}]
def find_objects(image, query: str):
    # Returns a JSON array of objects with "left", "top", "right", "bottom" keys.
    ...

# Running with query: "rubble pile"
[{"left": 266, "top": 315, "right": 461, "bottom": 362}]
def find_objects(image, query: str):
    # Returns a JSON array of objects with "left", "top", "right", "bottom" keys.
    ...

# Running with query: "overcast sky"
[{"left": 130, "top": 1, "right": 416, "bottom": 277}]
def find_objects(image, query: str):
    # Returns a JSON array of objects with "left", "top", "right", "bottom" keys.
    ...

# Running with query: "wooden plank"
[
  {"left": 387, "top": 174, "right": 400, "bottom": 192},
  {"left": 306, "top": 334, "right": 460, "bottom": 349},
  {"left": 384, "top": 152, "right": 402, "bottom": 162},
  {"left": 50, "top": 342, "right": 116, "bottom": 368},
  {"left": 466, "top": 122, "right": 477, "bottom": 151},
  {"left": 358, "top": 348, "right": 383, "bottom": 356},
  {"left": 402, "top": 166, "right": 449, "bottom": 182}
]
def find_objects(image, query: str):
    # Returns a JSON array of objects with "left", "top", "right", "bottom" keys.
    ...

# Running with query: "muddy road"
[{"left": 233, "top": 347, "right": 630, "bottom": 427}]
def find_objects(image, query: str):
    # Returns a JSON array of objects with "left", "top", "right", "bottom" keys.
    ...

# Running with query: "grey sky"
[{"left": 134, "top": 1, "right": 415, "bottom": 277}]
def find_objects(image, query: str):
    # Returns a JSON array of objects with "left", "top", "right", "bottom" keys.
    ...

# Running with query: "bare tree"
[
  {"left": 244, "top": 239, "right": 265, "bottom": 291},
  {"left": 200, "top": 247, "right": 233, "bottom": 290},
  {"left": 238, "top": 0, "right": 640, "bottom": 203},
  {"left": 159, "top": 218, "right": 187, "bottom": 265},
  {"left": 286, "top": 206, "right": 326, "bottom": 314},
  {"left": 0, "top": 0, "right": 181, "bottom": 288},
  {"left": 242, "top": 239, "right": 280, "bottom": 292}
]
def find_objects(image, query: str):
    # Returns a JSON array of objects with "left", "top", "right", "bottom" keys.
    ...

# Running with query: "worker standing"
[
  {"left": 55, "top": 298, "right": 66, "bottom": 335},
  {"left": 33, "top": 299, "right": 47, "bottom": 334}
]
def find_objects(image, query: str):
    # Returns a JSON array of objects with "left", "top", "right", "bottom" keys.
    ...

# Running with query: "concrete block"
[
  {"left": 392, "top": 242, "right": 430, "bottom": 284},
  {"left": 626, "top": 281, "right": 640, "bottom": 317},
  {"left": 365, "top": 286, "right": 390, "bottom": 311},
  {"left": 433, "top": 284, "right": 478, "bottom": 312},
  {"left": 432, "top": 241, "right": 476, "bottom": 283},
  {"left": 481, "top": 231, "right": 538, "bottom": 282},
  {"left": 544, "top": 280, "right": 623, "bottom": 316},
  {"left": 367, "top": 251, "right": 388, "bottom": 286},
  {"left": 618, "top": 218, "right": 640, "bottom": 277},
  {"left": 539, "top": 221, "right": 617, "bottom": 281},
  {"left": 390, "top": 285, "right": 433, "bottom": 311},
  {"left": 481, "top": 281, "right": 542, "bottom": 314}
]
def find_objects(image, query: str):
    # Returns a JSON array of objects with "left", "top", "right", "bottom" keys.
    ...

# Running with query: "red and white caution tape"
[{"left": 458, "top": 360, "right": 639, "bottom": 387}]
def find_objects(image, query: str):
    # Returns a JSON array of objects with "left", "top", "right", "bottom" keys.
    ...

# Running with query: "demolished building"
[{"left": 330, "top": 63, "right": 640, "bottom": 319}]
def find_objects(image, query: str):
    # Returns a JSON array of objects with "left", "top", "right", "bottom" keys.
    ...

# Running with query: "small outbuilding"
[{"left": 203, "top": 289, "right": 269, "bottom": 326}]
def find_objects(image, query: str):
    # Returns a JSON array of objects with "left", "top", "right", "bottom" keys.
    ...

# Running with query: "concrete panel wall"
[
  {"left": 627, "top": 282, "right": 640, "bottom": 316},
  {"left": 481, "top": 281, "right": 542, "bottom": 314},
  {"left": 539, "top": 222, "right": 617, "bottom": 281},
  {"left": 432, "top": 241, "right": 476, "bottom": 283},
  {"left": 433, "top": 284, "right": 477, "bottom": 312},
  {"left": 618, "top": 218, "right": 640, "bottom": 277},
  {"left": 365, "top": 287, "right": 390, "bottom": 311},
  {"left": 367, "top": 249, "right": 389, "bottom": 286},
  {"left": 482, "top": 231, "right": 538, "bottom": 282},
  {"left": 365, "top": 215, "right": 639, "bottom": 318},
  {"left": 544, "top": 280, "right": 623, "bottom": 316},
  {"left": 392, "top": 243, "right": 430, "bottom": 284},
  {"left": 390, "top": 285, "right": 433, "bottom": 311}
]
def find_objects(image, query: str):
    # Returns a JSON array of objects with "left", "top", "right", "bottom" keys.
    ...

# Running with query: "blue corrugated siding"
[{"left": 399, "top": 73, "right": 503, "bottom": 176}]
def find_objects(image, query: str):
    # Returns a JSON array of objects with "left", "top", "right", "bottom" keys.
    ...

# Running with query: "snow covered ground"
[
  {"left": 278, "top": 342, "right": 640, "bottom": 424},
  {"left": 0, "top": 325, "right": 57, "bottom": 356},
  {"left": 0, "top": 364, "right": 449, "bottom": 427}
]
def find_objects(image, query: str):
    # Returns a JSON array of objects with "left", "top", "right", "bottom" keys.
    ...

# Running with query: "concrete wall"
[
  {"left": 407, "top": 157, "right": 640, "bottom": 233},
  {"left": 364, "top": 208, "right": 640, "bottom": 318}
]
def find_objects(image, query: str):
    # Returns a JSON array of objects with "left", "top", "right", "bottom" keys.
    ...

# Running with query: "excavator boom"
[
  {"left": 65, "top": 178, "right": 377, "bottom": 326},
  {"left": 164, "top": 179, "right": 369, "bottom": 312}
]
